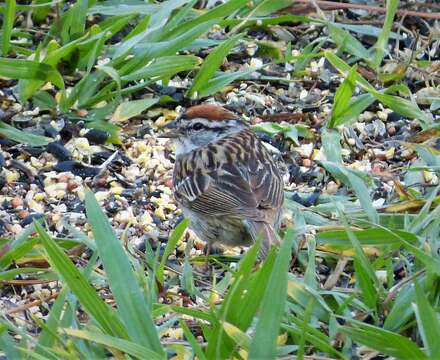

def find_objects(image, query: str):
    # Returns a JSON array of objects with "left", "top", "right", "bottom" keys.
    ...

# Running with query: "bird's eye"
[{"left": 192, "top": 123, "right": 203, "bottom": 131}]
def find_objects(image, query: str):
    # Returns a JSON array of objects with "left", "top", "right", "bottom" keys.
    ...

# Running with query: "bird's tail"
[{"left": 247, "top": 221, "right": 280, "bottom": 258}]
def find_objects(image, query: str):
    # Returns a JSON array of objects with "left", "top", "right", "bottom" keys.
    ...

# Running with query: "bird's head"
[{"left": 160, "top": 104, "right": 247, "bottom": 156}]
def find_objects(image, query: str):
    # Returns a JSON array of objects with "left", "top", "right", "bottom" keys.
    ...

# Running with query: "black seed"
[
  {"left": 150, "top": 190, "right": 162, "bottom": 197},
  {"left": 106, "top": 201, "right": 119, "bottom": 214},
  {"left": 291, "top": 191, "right": 320, "bottom": 207},
  {"left": 288, "top": 163, "right": 302, "bottom": 183},
  {"left": 59, "top": 122, "right": 80, "bottom": 142},
  {"left": 47, "top": 141, "right": 72, "bottom": 161},
  {"left": 21, "top": 213, "right": 45, "bottom": 227},
  {"left": 23, "top": 147, "right": 46, "bottom": 157},
  {"left": 0, "top": 176, "right": 6, "bottom": 190},
  {"left": 43, "top": 124, "right": 59, "bottom": 138},
  {"left": 84, "top": 128, "right": 109, "bottom": 145},
  {"left": 54, "top": 161, "right": 100, "bottom": 178},
  {"left": 0, "top": 138, "right": 16, "bottom": 147},
  {"left": 172, "top": 92, "right": 184, "bottom": 103},
  {"left": 0, "top": 153, "right": 5, "bottom": 168},
  {"left": 91, "top": 151, "right": 114, "bottom": 165},
  {"left": 138, "top": 125, "right": 152, "bottom": 138},
  {"left": 159, "top": 86, "right": 176, "bottom": 96},
  {"left": 387, "top": 112, "right": 404, "bottom": 122}
]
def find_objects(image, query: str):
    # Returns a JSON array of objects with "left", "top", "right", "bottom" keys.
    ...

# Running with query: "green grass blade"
[
  {"left": 328, "top": 23, "right": 370, "bottom": 61},
  {"left": 249, "top": 0, "right": 294, "bottom": 16},
  {"left": 413, "top": 281, "right": 440, "bottom": 358},
  {"left": 157, "top": 218, "right": 188, "bottom": 284},
  {"left": 337, "top": 208, "right": 380, "bottom": 290},
  {"left": 283, "top": 318, "right": 346, "bottom": 359},
  {"left": 353, "top": 258, "right": 377, "bottom": 310},
  {"left": 321, "top": 161, "right": 378, "bottom": 223},
  {"left": 328, "top": 65, "right": 357, "bottom": 128},
  {"left": 160, "top": 0, "right": 197, "bottom": 38},
  {"left": 37, "top": 252, "right": 98, "bottom": 355},
  {"left": 111, "top": 98, "right": 159, "bottom": 122},
  {"left": 372, "top": 0, "right": 399, "bottom": 69},
  {"left": 0, "top": 267, "right": 49, "bottom": 280},
  {"left": 317, "top": 228, "right": 418, "bottom": 247},
  {"left": 2, "top": 0, "right": 16, "bottom": 55},
  {"left": 321, "top": 128, "right": 342, "bottom": 163},
  {"left": 0, "top": 58, "right": 63, "bottom": 86},
  {"left": 88, "top": 1, "right": 158, "bottom": 16},
  {"left": 0, "top": 236, "right": 39, "bottom": 269},
  {"left": 180, "top": 320, "right": 207, "bottom": 360},
  {"left": 339, "top": 320, "right": 427, "bottom": 360},
  {"left": 384, "top": 281, "right": 416, "bottom": 332},
  {"left": 304, "top": 237, "right": 317, "bottom": 289},
  {"left": 84, "top": 190, "right": 164, "bottom": 356},
  {"left": 120, "top": 21, "right": 215, "bottom": 74},
  {"left": 222, "top": 321, "right": 251, "bottom": 350},
  {"left": 63, "top": 328, "right": 162, "bottom": 360},
  {"left": 0, "top": 324, "right": 21, "bottom": 360},
  {"left": 166, "top": 0, "right": 248, "bottom": 38},
  {"left": 331, "top": 93, "right": 375, "bottom": 128},
  {"left": 248, "top": 229, "right": 295, "bottom": 359},
  {"left": 197, "top": 68, "right": 254, "bottom": 98},
  {"left": 324, "top": 51, "right": 431, "bottom": 126},
  {"left": 34, "top": 222, "right": 128, "bottom": 338},
  {"left": 121, "top": 55, "right": 199, "bottom": 82},
  {"left": 234, "top": 245, "right": 276, "bottom": 330},
  {"left": 69, "top": 0, "right": 88, "bottom": 39},
  {"left": 36, "top": 287, "right": 68, "bottom": 350},
  {"left": 0, "top": 121, "right": 51, "bottom": 146},
  {"left": 188, "top": 34, "right": 242, "bottom": 98}
]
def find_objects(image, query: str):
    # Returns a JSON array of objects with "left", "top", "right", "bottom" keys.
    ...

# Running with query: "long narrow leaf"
[
  {"left": 157, "top": 218, "right": 188, "bottom": 284},
  {"left": 34, "top": 222, "right": 128, "bottom": 338},
  {"left": 2, "top": 0, "right": 16, "bottom": 55},
  {"left": 0, "top": 121, "right": 51, "bottom": 146},
  {"left": 0, "top": 58, "right": 63, "bottom": 87},
  {"left": 339, "top": 321, "right": 427, "bottom": 360},
  {"left": 372, "top": 0, "right": 399, "bottom": 69},
  {"left": 328, "top": 65, "right": 358, "bottom": 128},
  {"left": 64, "top": 328, "right": 162, "bottom": 360},
  {"left": 85, "top": 190, "right": 164, "bottom": 355},
  {"left": 188, "top": 34, "right": 242, "bottom": 97},
  {"left": 413, "top": 281, "right": 440, "bottom": 358},
  {"left": 249, "top": 229, "right": 295, "bottom": 359},
  {"left": 324, "top": 51, "right": 431, "bottom": 126}
]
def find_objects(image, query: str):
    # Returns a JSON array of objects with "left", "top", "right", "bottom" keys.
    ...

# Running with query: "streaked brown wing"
[{"left": 173, "top": 129, "right": 283, "bottom": 221}]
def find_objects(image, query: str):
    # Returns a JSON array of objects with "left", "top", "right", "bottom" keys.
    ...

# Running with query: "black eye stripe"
[
  {"left": 210, "top": 126, "right": 226, "bottom": 133},
  {"left": 188, "top": 123, "right": 226, "bottom": 132}
]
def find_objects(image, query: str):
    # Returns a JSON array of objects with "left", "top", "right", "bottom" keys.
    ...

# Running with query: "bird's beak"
[{"left": 158, "top": 120, "right": 180, "bottom": 138}]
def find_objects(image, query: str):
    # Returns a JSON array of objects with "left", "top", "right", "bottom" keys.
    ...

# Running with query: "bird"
[{"left": 160, "top": 104, "right": 284, "bottom": 257}]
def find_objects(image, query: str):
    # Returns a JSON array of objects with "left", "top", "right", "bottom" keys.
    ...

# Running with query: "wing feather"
[{"left": 173, "top": 129, "right": 283, "bottom": 221}]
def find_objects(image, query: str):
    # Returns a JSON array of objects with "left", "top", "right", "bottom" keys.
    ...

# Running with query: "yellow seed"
[
  {"left": 154, "top": 206, "right": 166, "bottom": 220},
  {"left": 5, "top": 169, "right": 19, "bottom": 184},
  {"left": 34, "top": 193, "right": 46, "bottom": 201}
]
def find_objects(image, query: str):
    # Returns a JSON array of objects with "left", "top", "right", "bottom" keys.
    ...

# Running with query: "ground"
[{"left": 0, "top": 0, "right": 440, "bottom": 358}]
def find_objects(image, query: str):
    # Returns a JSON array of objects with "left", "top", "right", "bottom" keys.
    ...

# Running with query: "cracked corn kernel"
[{"left": 154, "top": 206, "right": 166, "bottom": 220}]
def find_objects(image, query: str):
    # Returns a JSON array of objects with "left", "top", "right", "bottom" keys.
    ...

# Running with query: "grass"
[{"left": 0, "top": 0, "right": 439, "bottom": 359}]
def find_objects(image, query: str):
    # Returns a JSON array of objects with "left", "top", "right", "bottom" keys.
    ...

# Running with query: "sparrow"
[{"left": 161, "top": 104, "right": 284, "bottom": 257}]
